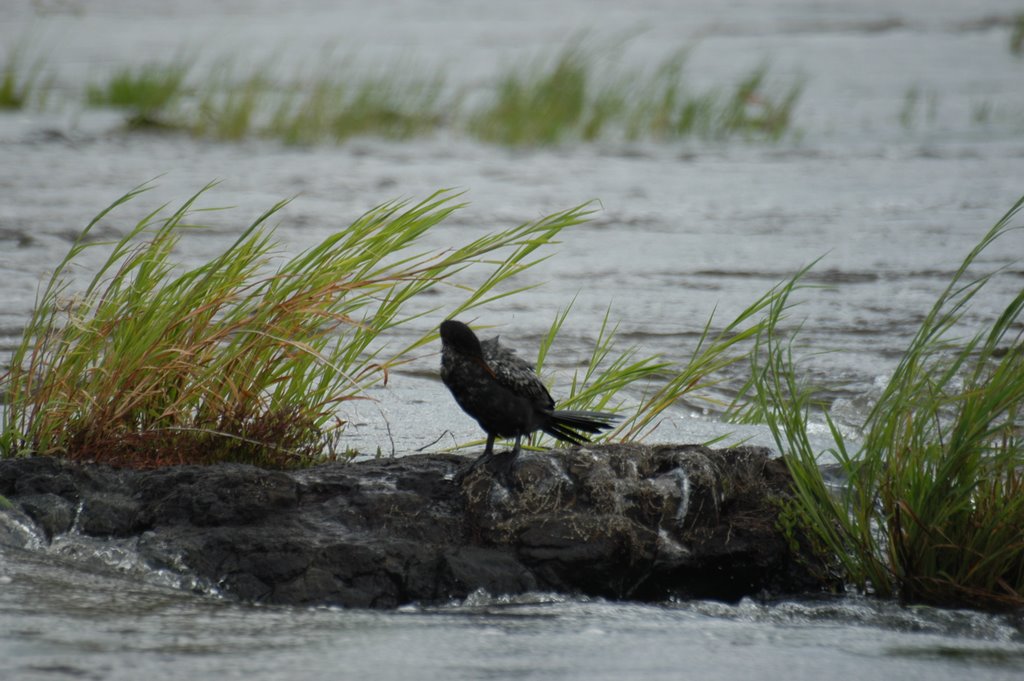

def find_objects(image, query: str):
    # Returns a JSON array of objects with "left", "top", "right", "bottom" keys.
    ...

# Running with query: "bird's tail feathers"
[{"left": 544, "top": 409, "right": 620, "bottom": 445}]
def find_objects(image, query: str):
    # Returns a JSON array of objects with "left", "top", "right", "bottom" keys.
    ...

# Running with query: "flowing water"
[{"left": 2, "top": 0, "right": 1024, "bottom": 678}]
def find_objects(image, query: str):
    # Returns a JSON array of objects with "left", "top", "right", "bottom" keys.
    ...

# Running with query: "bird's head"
[{"left": 439, "top": 319, "right": 483, "bottom": 358}]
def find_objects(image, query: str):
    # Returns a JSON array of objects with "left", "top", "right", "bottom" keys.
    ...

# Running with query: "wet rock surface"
[{"left": 0, "top": 445, "right": 828, "bottom": 608}]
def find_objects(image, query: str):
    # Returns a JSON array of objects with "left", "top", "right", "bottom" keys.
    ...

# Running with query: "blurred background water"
[{"left": 2, "top": 1, "right": 1024, "bottom": 678}]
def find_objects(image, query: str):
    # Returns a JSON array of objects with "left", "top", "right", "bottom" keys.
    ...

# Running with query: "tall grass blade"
[
  {"left": 743, "top": 195, "right": 1024, "bottom": 610},
  {"left": 1, "top": 186, "right": 591, "bottom": 468}
]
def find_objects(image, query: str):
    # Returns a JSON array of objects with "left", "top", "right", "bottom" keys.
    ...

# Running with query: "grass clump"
[
  {"left": 193, "top": 69, "right": 270, "bottom": 141},
  {"left": 87, "top": 61, "right": 190, "bottom": 127},
  {"left": 269, "top": 67, "right": 445, "bottom": 145},
  {"left": 738, "top": 196, "right": 1024, "bottom": 611},
  {"left": 75, "top": 42, "right": 802, "bottom": 146},
  {"left": 84, "top": 57, "right": 446, "bottom": 144},
  {"left": 713, "top": 66, "right": 802, "bottom": 141},
  {"left": 0, "top": 183, "right": 592, "bottom": 468},
  {"left": 470, "top": 45, "right": 802, "bottom": 147},
  {"left": 0, "top": 44, "right": 47, "bottom": 110},
  {"left": 625, "top": 57, "right": 802, "bottom": 142},
  {"left": 469, "top": 45, "right": 593, "bottom": 146}
]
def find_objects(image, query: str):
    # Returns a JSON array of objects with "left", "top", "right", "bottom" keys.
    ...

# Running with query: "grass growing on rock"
[
  {"left": 0, "top": 178, "right": 806, "bottom": 467},
  {"left": 736, "top": 196, "right": 1024, "bottom": 611},
  {"left": 0, "top": 183, "right": 593, "bottom": 467},
  {"left": 3, "top": 182, "right": 1023, "bottom": 616}
]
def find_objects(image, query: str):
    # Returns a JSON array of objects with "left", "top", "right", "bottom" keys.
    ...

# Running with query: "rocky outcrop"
[{"left": 0, "top": 444, "right": 829, "bottom": 608}]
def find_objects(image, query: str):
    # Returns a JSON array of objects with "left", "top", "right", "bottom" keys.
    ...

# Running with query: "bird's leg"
[
  {"left": 512, "top": 435, "right": 521, "bottom": 456},
  {"left": 455, "top": 432, "right": 495, "bottom": 484}
]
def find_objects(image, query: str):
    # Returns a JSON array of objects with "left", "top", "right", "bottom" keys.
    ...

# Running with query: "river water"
[{"left": 3, "top": 0, "right": 1024, "bottom": 678}]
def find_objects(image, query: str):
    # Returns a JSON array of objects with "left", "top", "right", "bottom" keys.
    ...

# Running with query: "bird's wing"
[{"left": 481, "top": 337, "right": 555, "bottom": 408}]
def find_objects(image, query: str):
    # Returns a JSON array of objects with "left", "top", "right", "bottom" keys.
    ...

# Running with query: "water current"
[{"left": 2, "top": 1, "right": 1024, "bottom": 678}]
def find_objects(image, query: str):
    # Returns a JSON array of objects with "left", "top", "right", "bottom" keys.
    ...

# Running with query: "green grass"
[
  {"left": 736, "top": 196, "right": 1024, "bottom": 611},
  {"left": 552, "top": 267, "right": 804, "bottom": 447},
  {"left": 193, "top": 68, "right": 269, "bottom": 141},
  {"left": 0, "top": 183, "right": 593, "bottom": 468},
  {"left": 3, "top": 183, "right": 1022, "bottom": 614},
  {"left": 469, "top": 44, "right": 592, "bottom": 146},
  {"left": 0, "top": 43, "right": 46, "bottom": 110},
  {"left": 74, "top": 43, "right": 801, "bottom": 147},
  {"left": 624, "top": 57, "right": 802, "bottom": 142},
  {"left": 470, "top": 45, "right": 803, "bottom": 146},
  {"left": 86, "top": 61, "right": 191, "bottom": 127},
  {"left": 268, "top": 66, "right": 445, "bottom": 144},
  {"left": 713, "top": 66, "right": 803, "bottom": 141}
]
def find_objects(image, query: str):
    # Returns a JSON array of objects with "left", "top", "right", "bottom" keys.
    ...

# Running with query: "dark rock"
[
  {"left": 78, "top": 493, "right": 145, "bottom": 537},
  {"left": 0, "top": 445, "right": 830, "bottom": 608},
  {"left": 16, "top": 493, "right": 76, "bottom": 540},
  {"left": 135, "top": 464, "right": 300, "bottom": 528}
]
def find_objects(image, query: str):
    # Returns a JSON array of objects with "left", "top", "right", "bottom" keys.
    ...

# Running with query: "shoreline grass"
[
  {"left": 736, "top": 196, "right": 1024, "bottom": 611},
  {"left": 0, "top": 183, "right": 593, "bottom": 467}
]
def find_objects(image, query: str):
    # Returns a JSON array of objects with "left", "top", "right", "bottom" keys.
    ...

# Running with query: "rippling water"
[
  {"left": 2, "top": 0, "right": 1024, "bottom": 678},
  {"left": 3, "top": 545, "right": 1024, "bottom": 681},
  {"left": 8, "top": 509, "right": 1024, "bottom": 681}
]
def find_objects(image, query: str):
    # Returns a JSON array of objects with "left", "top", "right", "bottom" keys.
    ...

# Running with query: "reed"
[
  {"left": 0, "top": 44, "right": 46, "bottom": 109},
  {"left": 194, "top": 69, "right": 269, "bottom": 141},
  {"left": 87, "top": 61, "right": 190, "bottom": 126},
  {"left": 269, "top": 67, "right": 445, "bottom": 144},
  {"left": 0, "top": 184, "right": 593, "bottom": 468},
  {"left": 624, "top": 57, "right": 801, "bottom": 141},
  {"left": 738, "top": 197, "right": 1024, "bottom": 610},
  {"left": 534, "top": 304, "right": 671, "bottom": 437},
  {"left": 469, "top": 44, "right": 592, "bottom": 146},
  {"left": 84, "top": 56, "right": 447, "bottom": 143},
  {"left": 714, "top": 66, "right": 803, "bottom": 141},
  {"left": 471, "top": 45, "right": 803, "bottom": 146},
  {"left": 488, "top": 272, "right": 805, "bottom": 454},
  {"left": 77, "top": 42, "right": 802, "bottom": 146}
]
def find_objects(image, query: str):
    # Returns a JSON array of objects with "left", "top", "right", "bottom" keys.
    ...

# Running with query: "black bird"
[{"left": 439, "top": 319, "right": 619, "bottom": 456}]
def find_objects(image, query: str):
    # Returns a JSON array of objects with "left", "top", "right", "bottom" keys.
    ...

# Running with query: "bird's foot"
[{"left": 453, "top": 447, "right": 518, "bottom": 485}]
